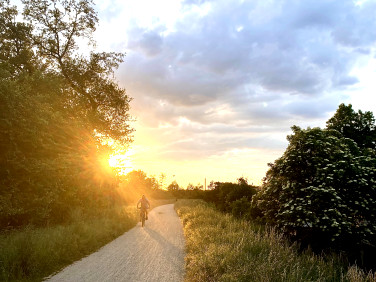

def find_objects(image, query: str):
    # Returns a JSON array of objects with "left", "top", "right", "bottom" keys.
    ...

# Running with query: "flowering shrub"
[{"left": 252, "top": 126, "right": 376, "bottom": 250}]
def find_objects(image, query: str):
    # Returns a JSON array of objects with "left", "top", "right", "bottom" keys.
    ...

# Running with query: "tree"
[
  {"left": 186, "top": 183, "right": 203, "bottom": 190},
  {"left": 208, "top": 179, "right": 258, "bottom": 213},
  {"left": 252, "top": 126, "right": 376, "bottom": 251},
  {"left": 0, "top": 1, "right": 36, "bottom": 77},
  {"left": 159, "top": 173, "right": 166, "bottom": 190},
  {"left": 0, "top": 0, "right": 133, "bottom": 228},
  {"left": 121, "top": 170, "right": 159, "bottom": 191},
  {"left": 118, "top": 170, "right": 171, "bottom": 202},
  {"left": 21, "top": 0, "right": 133, "bottom": 143},
  {"left": 186, "top": 183, "right": 195, "bottom": 191},
  {"left": 326, "top": 103, "right": 376, "bottom": 150},
  {"left": 167, "top": 181, "right": 180, "bottom": 192}
]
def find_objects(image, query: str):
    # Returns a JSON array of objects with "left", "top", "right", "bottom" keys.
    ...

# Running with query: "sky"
[{"left": 93, "top": 0, "right": 376, "bottom": 188}]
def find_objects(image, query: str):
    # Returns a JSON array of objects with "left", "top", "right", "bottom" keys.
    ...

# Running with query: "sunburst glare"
[{"left": 108, "top": 150, "right": 133, "bottom": 175}]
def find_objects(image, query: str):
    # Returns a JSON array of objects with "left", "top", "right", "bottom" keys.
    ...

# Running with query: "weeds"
[{"left": 175, "top": 199, "right": 376, "bottom": 282}]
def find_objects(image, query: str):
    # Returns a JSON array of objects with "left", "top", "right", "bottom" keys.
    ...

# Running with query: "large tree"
[{"left": 0, "top": 0, "right": 132, "bottom": 228}]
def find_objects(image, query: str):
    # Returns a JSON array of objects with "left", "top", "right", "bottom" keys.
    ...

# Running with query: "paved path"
[{"left": 46, "top": 204, "right": 185, "bottom": 282}]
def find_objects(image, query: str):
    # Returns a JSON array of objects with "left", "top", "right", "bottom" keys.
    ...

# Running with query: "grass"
[
  {"left": 175, "top": 199, "right": 376, "bottom": 282},
  {"left": 0, "top": 198, "right": 173, "bottom": 282}
]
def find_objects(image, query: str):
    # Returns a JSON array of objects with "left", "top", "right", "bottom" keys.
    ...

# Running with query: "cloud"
[
  {"left": 128, "top": 28, "right": 164, "bottom": 56},
  {"left": 99, "top": 0, "right": 376, "bottom": 161}
]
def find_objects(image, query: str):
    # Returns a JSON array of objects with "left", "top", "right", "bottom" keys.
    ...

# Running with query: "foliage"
[
  {"left": 175, "top": 200, "right": 376, "bottom": 282},
  {"left": 186, "top": 183, "right": 203, "bottom": 190},
  {"left": 120, "top": 170, "right": 159, "bottom": 191},
  {"left": 208, "top": 177, "right": 258, "bottom": 215},
  {"left": 117, "top": 170, "right": 172, "bottom": 203},
  {"left": 171, "top": 188, "right": 206, "bottom": 199},
  {"left": 166, "top": 178, "right": 258, "bottom": 214},
  {"left": 230, "top": 196, "right": 253, "bottom": 219},
  {"left": 158, "top": 173, "right": 167, "bottom": 190},
  {"left": 251, "top": 123, "right": 376, "bottom": 261},
  {"left": 327, "top": 103, "right": 376, "bottom": 150},
  {"left": 167, "top": 180, "right": 180, "bottom": 192},
  {"left": 21, "top": 0, "right": 132, "bottom": 142},
  {"left": 0, "top": 0, "right": 132, "bottom": 229}
]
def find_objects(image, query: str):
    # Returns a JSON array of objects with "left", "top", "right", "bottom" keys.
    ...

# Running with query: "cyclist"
[{"left": 137, "top": 195, "right": 150, "bottom": 221}]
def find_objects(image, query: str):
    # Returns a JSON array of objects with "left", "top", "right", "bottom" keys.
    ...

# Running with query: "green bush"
[
  {"left": 252, "top": 125, "right": 376, "bottom": 254},
  {"left": 208, "top": 178, "right": 257, "bottom": 214},
  {"left": 230, "top": 196, "right": 252, "bottom": 219}
]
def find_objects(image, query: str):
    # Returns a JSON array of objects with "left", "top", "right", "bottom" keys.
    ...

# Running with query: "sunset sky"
[{"left": 93, "top": 0, "right": 376, "bottom": 188}]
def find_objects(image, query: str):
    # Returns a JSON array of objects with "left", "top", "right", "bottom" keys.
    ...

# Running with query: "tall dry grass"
[{"left": 175, "top": 199, "right": 376, "bottom": 282}]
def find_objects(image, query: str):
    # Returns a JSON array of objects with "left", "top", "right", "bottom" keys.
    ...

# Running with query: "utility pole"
[{"left": 204, "top": 178, "right": 206, "bottom": 190}]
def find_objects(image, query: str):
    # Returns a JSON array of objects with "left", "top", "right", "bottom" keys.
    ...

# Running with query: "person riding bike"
[{"left": 137, "top": 195, "right": 150, "bottom": 221}]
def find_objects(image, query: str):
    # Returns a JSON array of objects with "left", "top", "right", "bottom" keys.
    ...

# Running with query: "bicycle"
[{"left": 138, "top": 207, "right": 147, "bottom": 227}]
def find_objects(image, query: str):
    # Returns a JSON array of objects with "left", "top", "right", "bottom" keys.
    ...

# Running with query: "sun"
[
  {"left": 99, "top": 137, "right": 134, "bottom": 175},
  {"left": 108, "top": 150, "right": 133, "bottom": 175},
  {"left": 108, "top": 154, "right": 119, "bottom": 167}
]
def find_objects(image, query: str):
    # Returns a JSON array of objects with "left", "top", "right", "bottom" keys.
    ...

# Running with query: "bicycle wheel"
[{"left": 141, "top": 211, "right": 145, "bottom": 227}]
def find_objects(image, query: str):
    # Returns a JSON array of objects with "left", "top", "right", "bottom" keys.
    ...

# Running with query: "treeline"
[
  {"left": 183, "top": 104, "right": 376, "bottom": 269},
  {"left": 0, "top": 0, "right": 132, "bottom": 229},
  {"left": 166, "top": 177, "right": 259, "bottom": 219},
  {"left": 117, "top": 170, "right": 173, "bottom": 203}
]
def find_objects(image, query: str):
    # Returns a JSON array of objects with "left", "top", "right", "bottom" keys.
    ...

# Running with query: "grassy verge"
[
  {"left": 175, "top": 199, "right": 376, "bottom": 282},
  {"left": 0, "top": 198, "right": 173, "bottom": 282}
]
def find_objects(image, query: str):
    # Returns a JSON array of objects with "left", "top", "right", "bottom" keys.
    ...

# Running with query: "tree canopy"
[
  {"left": 0, "top": 0, "right": 132, "bottom": 229},
  {"left": 327, "top": 103, "right": 376, "bottom": 150},
  {"left": 21, "top": 0, "right": 132, "bottom": 142}
]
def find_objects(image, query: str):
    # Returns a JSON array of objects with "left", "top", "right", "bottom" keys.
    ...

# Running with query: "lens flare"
[
  {"left": 108, "top": 151, "right": 133, "bottom": 175},
  {"left": 108, "top": 155, "right": 119, "bottom": 167}
]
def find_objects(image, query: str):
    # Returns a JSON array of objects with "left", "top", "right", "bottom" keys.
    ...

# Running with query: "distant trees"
[
  {"left": 158, "top": 173, "right": 167, "bottom": 190},
  {"left": 206, "top": 178, "right": 258, "bottom": 219},
  {"left": 251, "top": 104, "right": 376, "bottom": 255},
  {"left": 167, "top": 181, "right": 180, "bottom": 192},
  {"left": 166, "top": 181, "right": 210, "bottom": 199},
  {"left": 0, "top": 0, "right": 132, "bottom": 229},
  {"left": 117, "top": 170, "right": 167, "bottom": 202},
  {"left": 120, "top": 170, "right": 159, "bottom": 191},
  {"left": 186, "top": 183, "right": 203, "bottom": 190}
]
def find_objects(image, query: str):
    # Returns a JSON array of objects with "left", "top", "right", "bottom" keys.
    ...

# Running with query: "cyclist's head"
[{"left": 142, "top": 194, "right": 145, "bottom": 199}]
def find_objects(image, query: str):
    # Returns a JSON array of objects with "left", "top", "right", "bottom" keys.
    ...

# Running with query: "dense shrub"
[
  {"left": 206, "top": 178, "right": 258, "bottom": 216},
  {"left": 230, "top": 196, "right": 253, "bottom": 219},
  {"left": 252, "top": 126, "right": 376, "bottom": 252},
  {"left": 251, "top": 104, "right": 376, "bottom": 269}
]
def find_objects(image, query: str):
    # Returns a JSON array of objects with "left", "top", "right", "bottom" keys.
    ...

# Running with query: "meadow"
[{"left": 175, "top": 199, "right": 376, "bottom": 282}]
